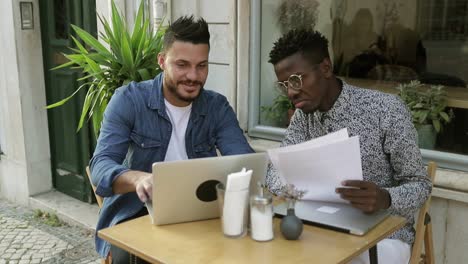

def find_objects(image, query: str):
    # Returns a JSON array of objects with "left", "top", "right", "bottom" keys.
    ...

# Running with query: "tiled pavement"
[{"left": 0, "top": 199, "right": 100, "bottom": 264}]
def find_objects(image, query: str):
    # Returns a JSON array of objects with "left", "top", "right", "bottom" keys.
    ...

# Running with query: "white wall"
[
  {"left": 172, "top": 0, "right": 237, "bottom": 110},
  {"left": 0, "top": 0, "right": 52, "bottom": 204}
]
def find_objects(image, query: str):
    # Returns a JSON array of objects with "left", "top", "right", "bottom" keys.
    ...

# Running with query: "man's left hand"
[{"left": 335, "top": 180, "right": 391, "bottom": 213}]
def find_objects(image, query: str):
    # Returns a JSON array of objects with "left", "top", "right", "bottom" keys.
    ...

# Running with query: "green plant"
[
  {"left": 397, "top": 80, "right": 453, "bottom": 133},
  {"left": 261, "top": 93, "right": 294, "bottom": 126},
  {"left": 33, "top": 209, "right": 64, "bottom": 227},
  {"left": 47, "top": 1, "right": 165, "bottom": 137}
]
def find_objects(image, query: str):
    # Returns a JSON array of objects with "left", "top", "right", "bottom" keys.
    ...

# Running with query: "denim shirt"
[{"left": 89, "top": 73, "right": 254, "bottom": 257}]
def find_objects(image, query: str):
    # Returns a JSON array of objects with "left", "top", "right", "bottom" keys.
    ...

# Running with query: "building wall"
[
  {"left": 0, "top": 0, "right": 467, "bottom": 262},
  {"left": 172, "top": 0, "right": 237, "bottom": 110},
  {"left": 0, "top": 0, "right": 51, "bottom": 204}
]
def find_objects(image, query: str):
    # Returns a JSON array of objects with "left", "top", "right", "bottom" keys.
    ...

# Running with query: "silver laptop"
[
  {"left": 274, "top": 200, "right": 389, "bottom": 235},
  {"left": 147, "top": 152, "right": 269, "bottom": 225}
]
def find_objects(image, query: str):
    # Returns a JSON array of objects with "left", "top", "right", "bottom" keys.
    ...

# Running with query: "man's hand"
[
  {"left": 112, "top": 170, "right": 152, "bottom": 202},
  {"left": 135, "top": 173, "right": 152, "bottom": 202},
  {"left": 335, "top": 180, "right": 391, "bottom": 213}
]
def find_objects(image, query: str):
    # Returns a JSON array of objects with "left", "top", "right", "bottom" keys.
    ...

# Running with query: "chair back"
[
  {"left": 409, "top": 161, "right": 436, "bottom": 264},
  {"left": 86, "top": 166, "right": 112, "bottom": 264},
  {"left": 86, "top": 166, "right": 104, "bottom": 208}
]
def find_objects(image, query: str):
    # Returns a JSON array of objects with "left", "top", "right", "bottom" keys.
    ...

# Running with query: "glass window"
[{"left": 249, "top": 0, "right": 468, "bottom": 168}]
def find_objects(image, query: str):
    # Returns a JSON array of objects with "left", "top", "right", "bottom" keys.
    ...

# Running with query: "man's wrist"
[{"left": 379, "top": 188, "right": 391, "bottom": 209}]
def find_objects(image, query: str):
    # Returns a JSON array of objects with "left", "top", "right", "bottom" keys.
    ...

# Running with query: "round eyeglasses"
[{"left": 275, "top": 74, "right": 303, "bottom": 95}]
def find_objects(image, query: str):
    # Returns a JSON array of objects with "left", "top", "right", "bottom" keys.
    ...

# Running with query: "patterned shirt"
[{"left": 266, "top": 80, "right": 432, "bottom": 245}]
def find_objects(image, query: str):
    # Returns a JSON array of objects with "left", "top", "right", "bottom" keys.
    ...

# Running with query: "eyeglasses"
[{"left": 275, "top": 74, "right": 304, "bottom": 95}]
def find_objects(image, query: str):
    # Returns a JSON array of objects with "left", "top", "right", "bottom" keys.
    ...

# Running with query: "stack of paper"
[{"left": 268, "top": 128, "right": 363, "bottom": 203}]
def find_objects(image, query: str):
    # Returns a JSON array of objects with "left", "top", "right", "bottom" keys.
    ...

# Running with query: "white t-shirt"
[{"left": 163, "top": 99, "right": 192, "bottom": 162}]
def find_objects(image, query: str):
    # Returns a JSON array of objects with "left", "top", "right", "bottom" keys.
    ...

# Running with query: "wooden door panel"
[{"left": 40, "top": 0, "right": 96, "bottom": 202}]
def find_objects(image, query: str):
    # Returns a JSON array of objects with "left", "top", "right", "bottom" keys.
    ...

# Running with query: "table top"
[{"left": 99, "top": 215, "right": 406, "bottom": 264}]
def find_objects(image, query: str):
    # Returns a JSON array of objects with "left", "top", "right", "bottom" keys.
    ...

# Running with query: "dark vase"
[{"left": 280, "top": 200, "right": 303, "bottom": 240}]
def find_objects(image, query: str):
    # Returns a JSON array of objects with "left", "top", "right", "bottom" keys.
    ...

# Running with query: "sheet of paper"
[
  {"left": 269, "top": 134, "right": 363, "bottom": 203},
  {"left": 267, "top": 128, "right": 350, "bottom": 187},
  {"left": 268, "top": 128, "right": 349, "bottom": 159}
]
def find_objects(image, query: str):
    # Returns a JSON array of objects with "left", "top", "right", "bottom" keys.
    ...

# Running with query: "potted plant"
[
  {"left": 46, "top": 1, "right": 165, "bottom": 137},
  {"left": 261, "top": 93, "right": 295, "bottom": 127},
  {"left": 397, "top": 80, "right": 454, "bottom": 149}
]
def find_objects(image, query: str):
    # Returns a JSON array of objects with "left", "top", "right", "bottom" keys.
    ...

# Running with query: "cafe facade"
[{"left": 0, "top": 0, "right": 467, "bottom": 262}]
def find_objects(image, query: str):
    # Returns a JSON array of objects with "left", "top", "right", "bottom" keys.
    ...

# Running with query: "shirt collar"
[{"left": 314, "top": 78, "right": 351, "bottom": 121}]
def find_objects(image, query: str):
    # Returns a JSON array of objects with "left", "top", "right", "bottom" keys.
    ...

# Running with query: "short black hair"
[
  {"left": 163, "top": 15, "right": 210, "bottom": 50},
  {"left": 269, "top": 29, "right": 329, "bottom": 65}
]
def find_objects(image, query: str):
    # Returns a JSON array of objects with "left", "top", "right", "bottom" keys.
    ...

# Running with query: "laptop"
[
  {"left": 274, "top": 200, "right": 389, "bottom": 235},
  {"left": 147, "top": 152, "right": 269, "bottom": 225}
]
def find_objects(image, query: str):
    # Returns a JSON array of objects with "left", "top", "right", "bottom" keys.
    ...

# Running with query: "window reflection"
[{"left": 258, "top": 0, "right": 468, "bottom": 155}]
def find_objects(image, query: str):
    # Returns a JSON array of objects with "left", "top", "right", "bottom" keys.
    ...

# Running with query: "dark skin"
[
  {"left": 336, "top": 181, "right": 391, "bottom": 213},
  {"left": 274, "top": 52, "right": 391, "bottom": 213}
]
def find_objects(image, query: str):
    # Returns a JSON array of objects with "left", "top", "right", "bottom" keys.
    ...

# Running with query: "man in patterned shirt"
[{"left": 266, "top": 29, "right": 432, "bottom": 264}]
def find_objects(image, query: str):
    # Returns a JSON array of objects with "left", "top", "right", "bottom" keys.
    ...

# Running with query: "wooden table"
[{"left": 99, "top": 215, "right": 406, "bottom": 264}]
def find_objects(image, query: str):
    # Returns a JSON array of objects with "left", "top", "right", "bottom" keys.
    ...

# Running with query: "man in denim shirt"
[{"left": 90, "top": 16, "right": 253, "bottom": 263}]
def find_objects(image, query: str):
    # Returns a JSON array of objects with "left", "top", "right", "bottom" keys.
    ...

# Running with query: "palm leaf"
[
  {"left": 71, "top": 25, "right": 111, "bottom": 57},
  {"left": 45, "top": 83, "right": 87, "bottom": 109},
  {"left": 48, "top": 0, "right": 165, "bottom": 134}
]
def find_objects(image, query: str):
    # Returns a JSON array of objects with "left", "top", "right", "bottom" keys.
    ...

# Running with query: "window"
[
  {"left": 418, "top": 0, "right": 468, "bottom": 41},
  {"left": 248, "top": 0, "right": 468, "bottom": 170}
]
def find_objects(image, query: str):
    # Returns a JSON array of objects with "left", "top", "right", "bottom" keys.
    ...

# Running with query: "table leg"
[{"left": 369, "top": 245, "right": 378, "bottom": 264}]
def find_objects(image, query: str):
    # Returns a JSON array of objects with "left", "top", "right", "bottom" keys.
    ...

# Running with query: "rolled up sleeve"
[{"left": 89, "top": 88, "right": 135, "bottom": 197}]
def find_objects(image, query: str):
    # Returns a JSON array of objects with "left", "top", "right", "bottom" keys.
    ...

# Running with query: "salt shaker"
[{"left": 250, "top": 182, "right": 274, "bottom": 241}]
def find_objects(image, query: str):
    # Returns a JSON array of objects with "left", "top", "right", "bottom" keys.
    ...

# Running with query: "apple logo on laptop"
[{"left": 196, "top": 180, "right": 220, "bottom": 202}]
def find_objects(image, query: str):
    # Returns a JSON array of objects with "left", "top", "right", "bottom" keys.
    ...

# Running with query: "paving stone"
[
  {"left": 11, "top": 254, "right": 23, "bottom": 260},
  {"left": 32, "top": 253, "right": 44, "bottom": 259},
  {"left": 0, "top": 198, "right": 100, "bottom": 263},
  {"left": 44, "top": 243, "right": 56, "bottom": 249},
  {"left": 22, "top": 243, "right": 33, "bottom": 249},
  {"left": 20, "top": 254, "right": 31, "bottom": 260}
]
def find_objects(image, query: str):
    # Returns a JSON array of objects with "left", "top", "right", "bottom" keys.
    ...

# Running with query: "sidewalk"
[{"left": 0, "top": 198, "right": 100, "bottom": 264}]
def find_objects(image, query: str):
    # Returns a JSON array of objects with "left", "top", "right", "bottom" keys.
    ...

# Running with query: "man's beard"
[{"left": 165, "top": 78, "right": 203, "bottom": 103}]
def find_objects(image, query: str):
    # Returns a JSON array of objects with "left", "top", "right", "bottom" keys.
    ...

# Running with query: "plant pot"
[
  {"left": 417, "top": 124, "right": 437, "bottom": 150},
  {"left": 280, "top": 200, "right": 303, "bottom": 240}
]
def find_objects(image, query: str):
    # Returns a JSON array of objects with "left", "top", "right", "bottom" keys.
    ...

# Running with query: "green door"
[{"left": 40, "top": 0, "right": 97, "bottom": 202}]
